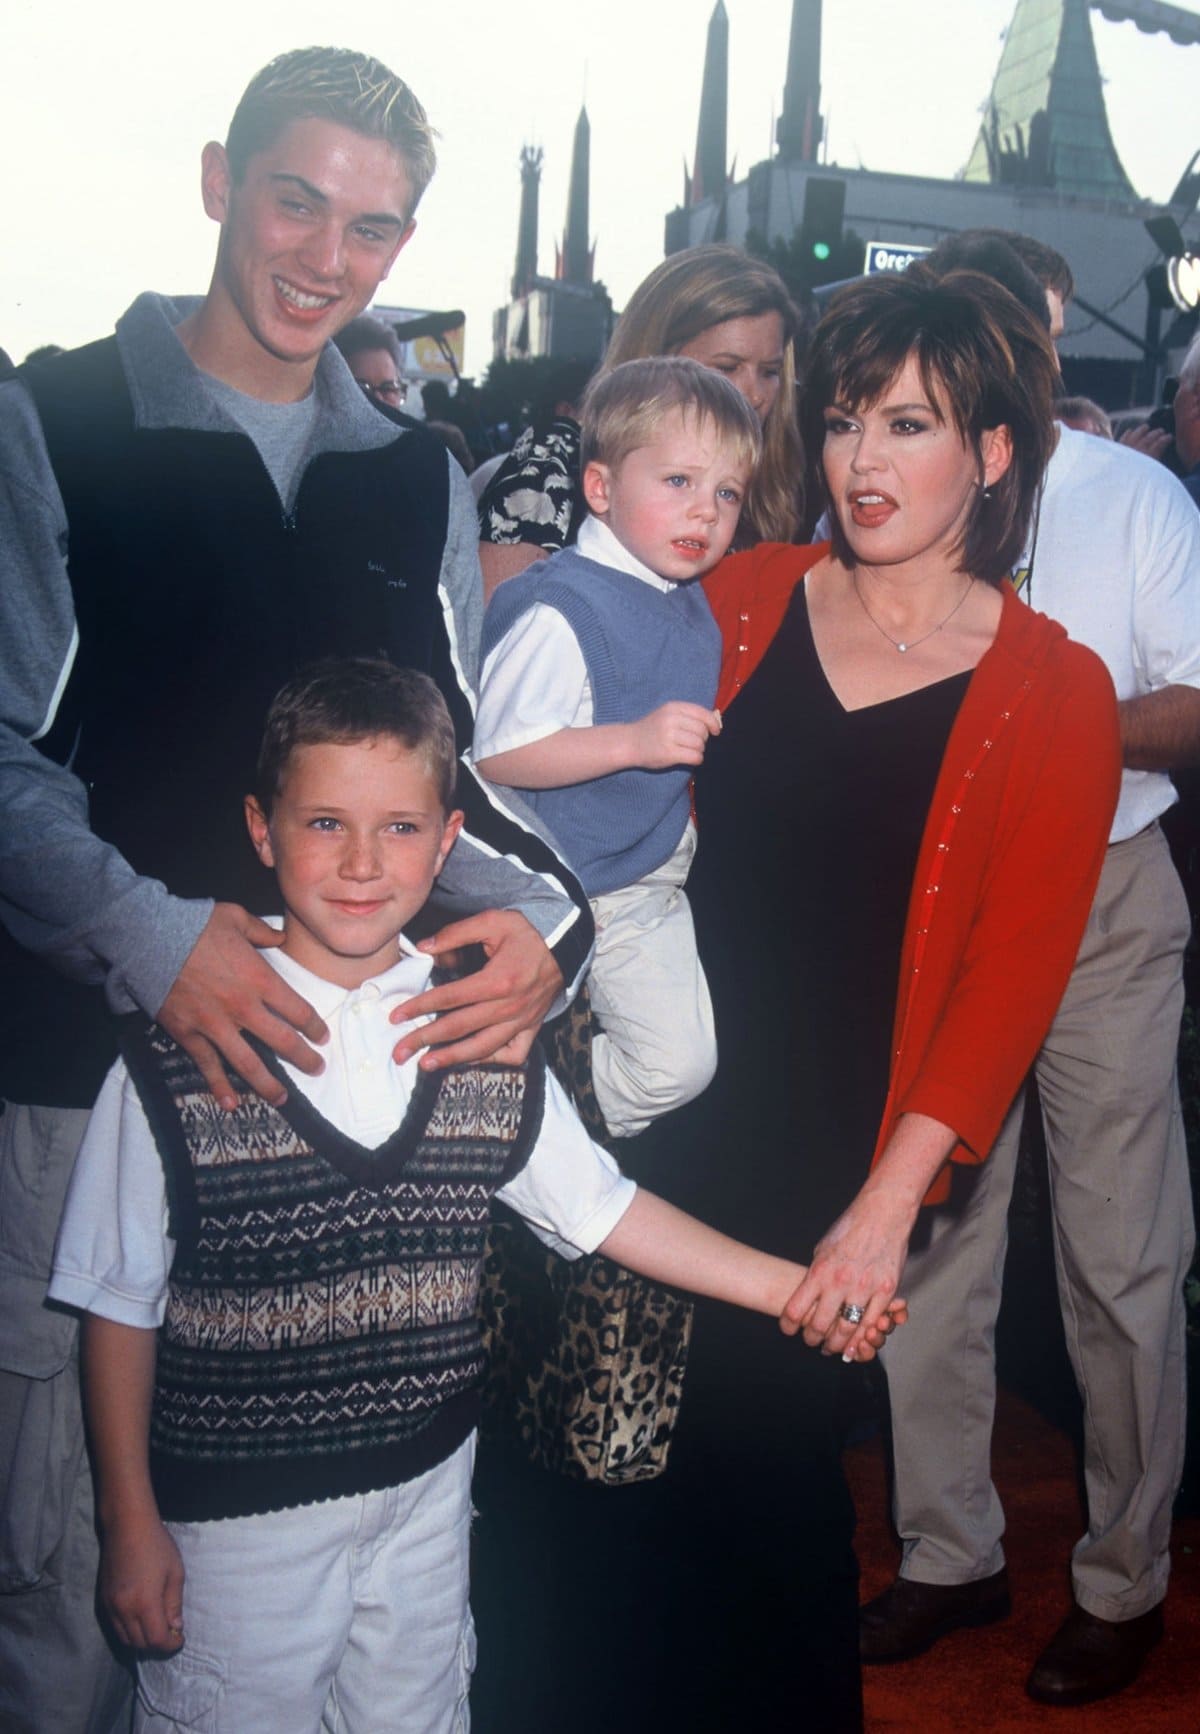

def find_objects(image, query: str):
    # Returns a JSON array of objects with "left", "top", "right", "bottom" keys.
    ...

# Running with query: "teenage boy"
[
  {"left": 0, "top": 48, "right": 588, "bottom": 1731},
  {"left": 475, "top": 357, "right": 760, "bottom": 1138},
  {"left": 47, "top": 659, "right": 872, "bottom": 1733}
]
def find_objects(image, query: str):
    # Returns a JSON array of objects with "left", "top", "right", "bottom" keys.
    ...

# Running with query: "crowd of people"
[{"left": 1, "top": 42, "right": 1198, "bottom": 1734}]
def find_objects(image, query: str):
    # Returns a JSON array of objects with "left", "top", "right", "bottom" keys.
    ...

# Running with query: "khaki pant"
[
  {"left": 885, "top": 824, "right": 1194, "bottom": 1620},
  {"left": 0, "top": 1101, "right": 133, "bottom": 1733}
]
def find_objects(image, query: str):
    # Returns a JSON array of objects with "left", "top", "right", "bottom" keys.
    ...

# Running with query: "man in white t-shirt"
[
  {"left": 862, "top": 231, "right": 1200, "bottom": 1709},
  {"left": 1173, "top": 330, "right": 1200, "bottom": 510}
]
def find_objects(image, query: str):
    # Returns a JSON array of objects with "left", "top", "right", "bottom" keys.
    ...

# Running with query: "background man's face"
[
  {"left": 1174, "top": 374, "right": 1200, "bottom": 473},
  {"left": 346, "top": 344, "right": 407, "bottom": 409}
]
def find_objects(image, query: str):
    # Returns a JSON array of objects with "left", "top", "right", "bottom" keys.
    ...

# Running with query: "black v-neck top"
[{"left": 658, "top": 584, "right": 970, "bottom": 1257}]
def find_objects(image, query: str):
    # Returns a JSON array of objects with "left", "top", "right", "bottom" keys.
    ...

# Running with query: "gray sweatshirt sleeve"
[
  {"left": 431, "top": 453, "right": 594, "bottom": 996},
  {"left": 0, "top": 380, "right": 211, "bottom": 1015}
]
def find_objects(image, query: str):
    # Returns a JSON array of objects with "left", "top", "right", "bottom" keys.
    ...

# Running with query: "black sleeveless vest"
[{"left": 5, "top": 339, "right": 456, "bottom": 1105}]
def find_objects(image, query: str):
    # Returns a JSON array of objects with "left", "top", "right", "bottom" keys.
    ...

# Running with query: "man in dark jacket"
[{"left": 0, "top": 47, "right": 590, "bottom": 1732}]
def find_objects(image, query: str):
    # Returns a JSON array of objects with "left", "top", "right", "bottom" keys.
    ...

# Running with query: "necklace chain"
[{"left": 851, "top": 573, "right": 975, "bottom": 653}]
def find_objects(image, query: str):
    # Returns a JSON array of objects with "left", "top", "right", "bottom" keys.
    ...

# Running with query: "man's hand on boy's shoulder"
[
  {"left": 392, "top": 909, "right": 562, "bottom": 1069},
  {"left": 158, "top": 903, "right": 329, "bottom": 1111}
]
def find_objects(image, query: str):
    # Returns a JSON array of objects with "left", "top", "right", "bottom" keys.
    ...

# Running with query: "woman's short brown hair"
[{"left": 801, "top": 267, "right": 1059, "bottom": 584}]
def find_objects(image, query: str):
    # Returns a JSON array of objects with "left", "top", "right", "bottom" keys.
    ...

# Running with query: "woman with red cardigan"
[
  {"left": 634, "top": 267, "right": 1121, "bottom": 1728},
  {"left": 473, "top": 270, "right": 1119, "bottom": 1734},
  {"left": 702, "top": 274, "right": 1122, "bottom": 1339}
]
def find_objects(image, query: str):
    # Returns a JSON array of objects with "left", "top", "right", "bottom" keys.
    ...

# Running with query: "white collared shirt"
[
  {"left": 473, "top": 515, "right": 678, "bottom": 762},
  {"left": 48, "top": 929, "right": 635, "bottom": 1329},
  {"left": 1016, "top": 424, "right": 1200, "bottom": 842}
]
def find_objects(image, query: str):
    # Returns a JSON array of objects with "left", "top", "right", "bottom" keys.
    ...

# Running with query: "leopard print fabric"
[{"left": 478, "top": 987, "right": 693, "bottom": 1484}]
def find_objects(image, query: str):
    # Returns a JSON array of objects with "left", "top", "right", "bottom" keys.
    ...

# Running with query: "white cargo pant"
[{"left": 135, "top": 1436, "right": 477, "bottom": 1734}]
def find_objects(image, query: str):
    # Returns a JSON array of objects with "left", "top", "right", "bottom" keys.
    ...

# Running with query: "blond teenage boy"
[
  {"left": 0, "top": 52, "right": 591, "bottom": 1723},
  {"left": 48, "top": 661, "right": 894, "bottom": 1734},
  {"left": 475, "top": 358, "right": 761, "bottom": 1139}
]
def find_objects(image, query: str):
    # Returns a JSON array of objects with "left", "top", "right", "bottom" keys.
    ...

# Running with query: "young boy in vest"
[
  {"left": 48, "top": 658, "right": 893, "bottom": 1733},
  {"left": 474, "top": 357, "right": 759, "bottom": 1139}
]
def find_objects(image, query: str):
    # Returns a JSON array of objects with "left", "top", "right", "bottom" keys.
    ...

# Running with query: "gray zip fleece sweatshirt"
[{"left": 0, "top": 293, "right": 588, "bottom": 1027}]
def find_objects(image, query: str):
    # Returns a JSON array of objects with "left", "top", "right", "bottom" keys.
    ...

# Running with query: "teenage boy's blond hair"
[
  {"left": 580, "top": 356, "right": 762, "bottom": 477},
  {"left": 225, "top": 47, "right": 437, "bottom": 212}
]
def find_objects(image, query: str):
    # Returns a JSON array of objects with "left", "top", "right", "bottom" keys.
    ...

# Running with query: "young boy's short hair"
[
  {"left": 256, "top": 657, "right": 458, "bottom": 814},
  {"left": 580, "top": 356, "right": 762, "bottom": 476},
  {"left": 225, "top": 46, "right": 438, "bottom": 212}
]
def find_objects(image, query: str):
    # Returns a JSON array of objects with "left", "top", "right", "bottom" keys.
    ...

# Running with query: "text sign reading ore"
[{"left": 865, "top": 242, "right": 932, "bottom": 275}]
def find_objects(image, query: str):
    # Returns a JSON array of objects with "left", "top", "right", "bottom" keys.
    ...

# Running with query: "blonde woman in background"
[{"left": 478, "top": 244, "right": 805, "bottom": 597}]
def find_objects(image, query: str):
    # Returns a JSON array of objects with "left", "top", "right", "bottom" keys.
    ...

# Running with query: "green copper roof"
[{"left": 965, "top": 0, "right": 1136, "bottom": 200}]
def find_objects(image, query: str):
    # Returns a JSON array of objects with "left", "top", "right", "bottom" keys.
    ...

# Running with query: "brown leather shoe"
[
  {"left": 1025, "top": 1603, "right": 1164, "bottom": 1706},
  {"left": 859, "top": 1568, "right": 1011, "bottom": 1664}
]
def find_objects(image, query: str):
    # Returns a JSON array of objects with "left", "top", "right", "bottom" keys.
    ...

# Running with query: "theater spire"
[
  {"left": 688, "top": 1, "right": 729, "bottom": 205},
  {"left": 557, "top": 106, "right": 595, "bottom": 285},
  {"left": 776, "top": 0, "right": 823, "bottom": 162}
]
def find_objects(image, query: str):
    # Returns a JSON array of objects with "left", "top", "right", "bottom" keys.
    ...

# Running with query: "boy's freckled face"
[
  {"left": 245, "top": 737, "right": 462, "bottom": 989},
  {"left": 583, "top": 408, "right": 752, "bottom": 582}
]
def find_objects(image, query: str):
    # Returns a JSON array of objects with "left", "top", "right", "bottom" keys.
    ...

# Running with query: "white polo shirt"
[
  {"left": 473, "top": 514, "right": 678, "bottom": 761},
  {"left": 1016, "top": 425, "right": 1200, "bottom": 842},
  {"left": 49, "top": 930, "right": 636, "bottom": 1329}
]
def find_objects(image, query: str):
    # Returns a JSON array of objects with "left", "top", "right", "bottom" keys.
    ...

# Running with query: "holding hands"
[
  {"left": 780, "top": 1112, "right": 957, "bottom": 1359},
  {"left": 778, "top": 1241, "right": 908, "bottom": 1363}
]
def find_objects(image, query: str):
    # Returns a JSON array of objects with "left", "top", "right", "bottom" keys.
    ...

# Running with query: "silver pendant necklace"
[{"left": 852, "top": 573, "right": 975, "bottom": 653}]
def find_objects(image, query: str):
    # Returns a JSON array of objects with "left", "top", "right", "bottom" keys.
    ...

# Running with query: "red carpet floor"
[{"left": 847, "top": 1388, "right": 1200, "bottom": 1732}]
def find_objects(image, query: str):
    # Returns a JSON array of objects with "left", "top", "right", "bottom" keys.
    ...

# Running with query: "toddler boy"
[
  {"left": 474, "top": 356, "right": 760, "bottom": 1138},
  {"left": 49, "top": 658, "right": 837, "bottom": 1734}
]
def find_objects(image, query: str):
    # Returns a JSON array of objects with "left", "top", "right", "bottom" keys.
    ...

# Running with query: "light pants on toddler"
[
  {"left": 588, "top": 823, "right": 716, "bottom": 1140},
  {"left": 134, "top": 1434, "right": 476, "bottom": 1734}
]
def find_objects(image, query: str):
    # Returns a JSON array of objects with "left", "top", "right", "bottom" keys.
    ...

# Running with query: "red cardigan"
[{"left": 705, "top": 545, "right": 1121, "bottom": 1202}]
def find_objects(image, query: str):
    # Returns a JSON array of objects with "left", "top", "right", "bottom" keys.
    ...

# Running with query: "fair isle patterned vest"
[{"left": 120, "top": 1016, "right": 544, "bottom": 1522}]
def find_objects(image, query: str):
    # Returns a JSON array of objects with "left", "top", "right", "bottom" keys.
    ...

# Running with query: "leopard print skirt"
[{"left": 477, "top": 989, "right": 693, "bottom": 1485}]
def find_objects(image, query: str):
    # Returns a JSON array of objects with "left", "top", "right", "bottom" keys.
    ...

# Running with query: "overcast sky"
[{"left": 5, "top": 0, "right": 1198, "bottom": 372}]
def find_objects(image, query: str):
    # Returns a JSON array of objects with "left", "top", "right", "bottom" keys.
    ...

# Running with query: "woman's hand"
[
  {"left": 780, "top": 1188, "right": 916, "bottom": 1360},
  {"left": 781, "top": 1112, "right": 960, "bottom": 1360},
  {"left": 779, "top": 1288, "right": 908, "bottom": 1363}
]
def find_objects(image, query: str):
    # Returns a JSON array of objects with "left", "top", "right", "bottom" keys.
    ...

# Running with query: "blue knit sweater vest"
[
  {"left": 481, "top": 546, "right": 721, "bottom": 895},
  {"left": 120, "top": 1016, "right": 543, "bottom": 1523}
]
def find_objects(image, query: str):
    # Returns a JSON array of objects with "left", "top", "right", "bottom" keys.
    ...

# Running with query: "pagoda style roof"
[
  {"left": 965, "top": 0, "right": 1136, "bottom": 201},
  {"left": 1091, "top": 1, "right": 1200, "bottom": 47}
]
